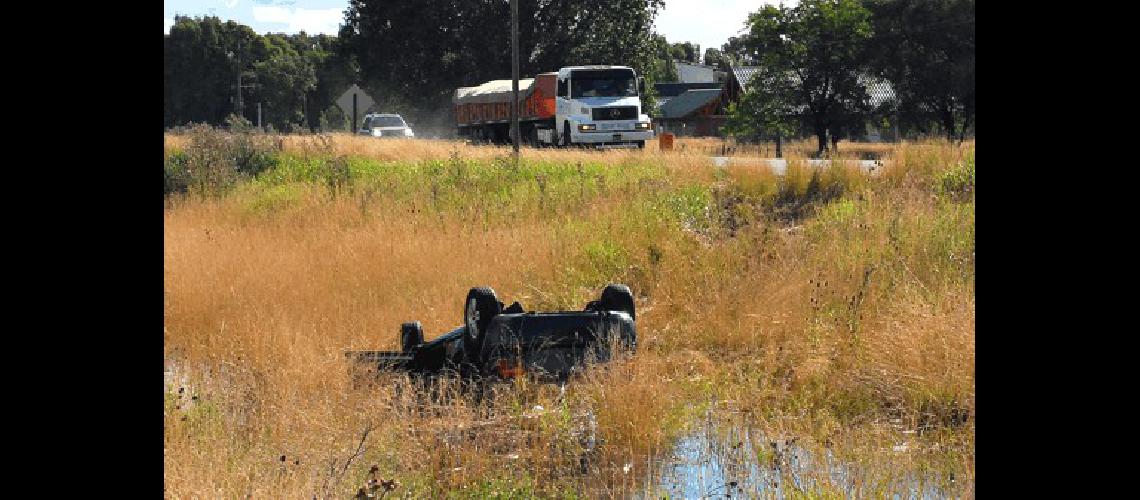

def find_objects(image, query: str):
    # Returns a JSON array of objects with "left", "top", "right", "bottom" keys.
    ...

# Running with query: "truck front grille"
[{"left": 592, "top": 106, "right": 638, "bottom": 121}]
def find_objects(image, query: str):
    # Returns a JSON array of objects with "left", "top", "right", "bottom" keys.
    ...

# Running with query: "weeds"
[
  {"left": 164, "top": 123, "right": 278, "bottom": 196},
  {"left": 164, "top": 136, "right": 974, "bottom": 497}
]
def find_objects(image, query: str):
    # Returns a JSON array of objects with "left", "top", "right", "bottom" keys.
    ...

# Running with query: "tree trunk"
[
  {"left": 775, "top": 135, "right": 783, "bottom": 158},
  {"left": 958, "top": 113, "right": 971, "bottom": 144},
  {"left": 941, "top": 108, "right": 957, "bottom": 142},
  {"left": 816, "top": 126, "right": 828, "bottom": 157}
]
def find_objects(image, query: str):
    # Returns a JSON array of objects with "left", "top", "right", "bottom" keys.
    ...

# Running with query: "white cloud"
[{"left": 252, "top": 6, "right": 343, "bottom": 34}]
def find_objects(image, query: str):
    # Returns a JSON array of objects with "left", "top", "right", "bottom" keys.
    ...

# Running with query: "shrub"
[
  {"left": 936, "top": 152, "right": 975, "bottom": 201},
  {"left": 164, "top": 151, "right": 190, "bottom": 196},
  {"left": 165, "top": 124, "right": 279, "bottom": 196}
]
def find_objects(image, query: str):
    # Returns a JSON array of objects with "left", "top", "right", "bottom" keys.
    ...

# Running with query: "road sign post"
[{"left": 337, "top": 85, "right": 375, "bottom": 133}]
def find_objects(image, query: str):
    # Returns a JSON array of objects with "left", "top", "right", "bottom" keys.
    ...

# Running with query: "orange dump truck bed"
[{"left": 454, "top": 72, "right": 557, "bottom": 127}]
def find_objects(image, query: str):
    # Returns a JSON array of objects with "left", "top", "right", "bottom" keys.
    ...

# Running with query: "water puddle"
[{"left": 645, "top": 411, "right": 965, "bottom": 498}]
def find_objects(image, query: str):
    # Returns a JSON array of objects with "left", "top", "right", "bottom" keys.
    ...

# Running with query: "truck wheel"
[
  {"left": 637, "top": 140, "right": 646, "bottom": 149},
  {"left": 463, "top": 287, "right": 501, "bottom": 362},
  {"left": 400, "top": 321, "right": 424, "bottom": 352},
  {"left": 598, "top": 284, "right": 635, "bottom": 321},
  {"left": 563, "top": 121, "right": 573, "bottom": 147}
]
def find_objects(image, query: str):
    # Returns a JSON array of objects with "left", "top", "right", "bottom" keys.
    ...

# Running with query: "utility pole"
[
  {"left": 236, "top": 39, "right": 244, "bottom": 118},
  {"left": 257, "top": 102, "right": 262, "bottom": 131},
  {"left": 510, "top": 0, "right": 520, "bottom": 161}
]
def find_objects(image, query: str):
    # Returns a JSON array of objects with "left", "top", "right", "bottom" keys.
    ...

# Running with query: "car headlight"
[
  {"left": 404, "top": 128, "right": 414, "bottom": 137},
  {"left": 371, "top": 129, "right": 382, "bottom": 137},
  {"left": 635, "top": 122, "right": 651, "bottom": 130},
  {"left": 578, "top": 124, "right": 596, "bottom": 132}
]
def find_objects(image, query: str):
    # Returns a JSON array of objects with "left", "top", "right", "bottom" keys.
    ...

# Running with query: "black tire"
[
  {"left": 463, "top": 287, "right": 501, "bottom": 362},
  {"left": 637, "top": 140, "right": 646, "bottom": 149},
  {"left": 563, "top": 121, "right": 572, "bottom": 148},
  {"left": 400, "top": 321, "right": 424, "bottom": 352},
  {"left": 598, "top": 284, "right": 635, "bottom": 321}
]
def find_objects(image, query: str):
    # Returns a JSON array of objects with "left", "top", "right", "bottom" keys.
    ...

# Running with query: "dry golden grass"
[{"left": 164, "top": 135, "right": 974, "bottom": 497}]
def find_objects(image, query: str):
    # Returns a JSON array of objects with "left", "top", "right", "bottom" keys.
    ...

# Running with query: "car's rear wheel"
[
  {"left": 463, "top": 287, "right": 501, "bottom": 363},
  {"left": 598, "top": 284, "right": 635, "bottom": 321}
]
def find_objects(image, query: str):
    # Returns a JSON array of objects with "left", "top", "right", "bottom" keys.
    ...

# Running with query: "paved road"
[{"left": 710, "top": 157, "right": 885, "bottom": 175}]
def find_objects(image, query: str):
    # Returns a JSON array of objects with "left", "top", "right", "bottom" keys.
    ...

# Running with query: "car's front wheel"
[
  {"left": 463, "top": 287, "right": 501, "bottom": 363},
  {"left": 400, "top": 321, "right": 424, "bottom": 352}
]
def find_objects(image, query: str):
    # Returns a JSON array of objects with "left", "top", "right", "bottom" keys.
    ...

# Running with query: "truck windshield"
[
  {"left": 369, "top": 116, "right": 406, "bottom": 127},
  {"left": 571, "top": 69, "right": 638, "bottom": 98}
]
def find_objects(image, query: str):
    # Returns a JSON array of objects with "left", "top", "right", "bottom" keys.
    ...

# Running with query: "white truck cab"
[{"left": 544, "top": 65, "right": 654, "bottom": 148}]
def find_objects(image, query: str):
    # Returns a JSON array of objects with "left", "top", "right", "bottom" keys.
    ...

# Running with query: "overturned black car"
[{"left": 346, "top": 284, "right": 637, "bottom": 384}]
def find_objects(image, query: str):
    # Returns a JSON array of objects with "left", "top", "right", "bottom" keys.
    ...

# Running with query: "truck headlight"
[
  {"left": 578, "top": 124, "right": 596, "bottom": 132},
  {"left": 404, "top": 128, "right": 414, "bottom": 137},
  {"left": 635, "top": 122, "right": 650, "bottom": 130}
]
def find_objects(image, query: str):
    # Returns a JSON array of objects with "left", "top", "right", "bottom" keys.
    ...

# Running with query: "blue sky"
[{"left": 164, "top": 0, "right": 785, "bottom": 55}]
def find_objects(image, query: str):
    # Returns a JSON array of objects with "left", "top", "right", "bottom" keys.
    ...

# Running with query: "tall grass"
[{"left": 164, "top": 134, "right": 974, "bottom": 497}]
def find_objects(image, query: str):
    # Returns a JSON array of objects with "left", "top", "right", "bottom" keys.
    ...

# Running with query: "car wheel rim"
[{"left": 466, "top": 298, "right": 480, "bottom": 339}]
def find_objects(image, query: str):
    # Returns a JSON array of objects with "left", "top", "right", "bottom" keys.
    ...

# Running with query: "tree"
[
  {"left": 721, "top": 35, "right": 756, "bottom": 65},
  {"left": 703, "top": 47, "right": 734, "bottom": 72},
  {"left": 340, "top": 0, "right": 667, "bottom": 117},
  {"left": 724, "top": 69, "right": 798, "bottom": 156},
  {"left": 252, "top": 35, "right": 318, "bottom": 131},
  {"left": 282, "top": 33, "right": 359, "bottom": 131},
  {"left": 164, "top": 16, "right": 262, "bottom": 127},
  {"left": 866, "top": 0, "right": 974, "bottom": 141},
  {"left": 736, "top": 0, "right": 876, "bottom": 155},
  {"left": 164, "top": 17, "right": 343, "bottom": 130},
  {"left": 669, "top": 42, "right": 700, "bottom": 63},
  {"left": 638, "top": 33, "right": 678, "bottom": 116}
]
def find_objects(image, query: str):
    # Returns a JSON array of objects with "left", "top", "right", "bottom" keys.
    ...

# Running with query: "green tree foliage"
[
  {"left": 865, "top": 0, "right": 974, "bottom": 141},
  {"left": 288, "top": 33, "right": 359, "bottom": 131},
  {"left": 252, "top": 35, "right": 318, "bottom": 130},
  {"left": 643, "top": 33, "right": 678, "bottom": 83},
  {"left": 340, "top": 0, "right": 667, "bottom": 116},
  {"left": 721, "top": 35, "right": 755, "bottom": 65},
  {"left": 339, "top": 0, "right": 509, "bottom": 113},
  {"left": 164, "top": 16, "right": 356, "bottom": 131},
  {"left": 669, "top": 42, "right": 700, "bottom": 63},
  {"left": 731, "top": 0, "right": 876, "bottom": 155},
  {"left": 164, "top": 16, "right": 262, "bottom": 127},
  {"left": 702, "top": 47, "right": 734, "bottom": 72},
  {"left": 724, "top": 69, "right": 798, "bottom": 143}
]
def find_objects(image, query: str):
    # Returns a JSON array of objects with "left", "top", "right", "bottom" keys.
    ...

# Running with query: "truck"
[
  {"left": 346, "top": 284, "right": 637, "bottom": 387},
  {"left": 454, "top": 65, "right": 654, "bottom": 149}
]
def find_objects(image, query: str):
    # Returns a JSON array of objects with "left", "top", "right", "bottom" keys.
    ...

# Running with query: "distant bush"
[
  {"left": 936, "top": 152, "right": 975, "bottom": 201},
  {"left": 164, "top": 150, "right": 190, "bottom": 195},
  {"left": 164, "top": 123, "right": 279, "bottom": 196}
]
